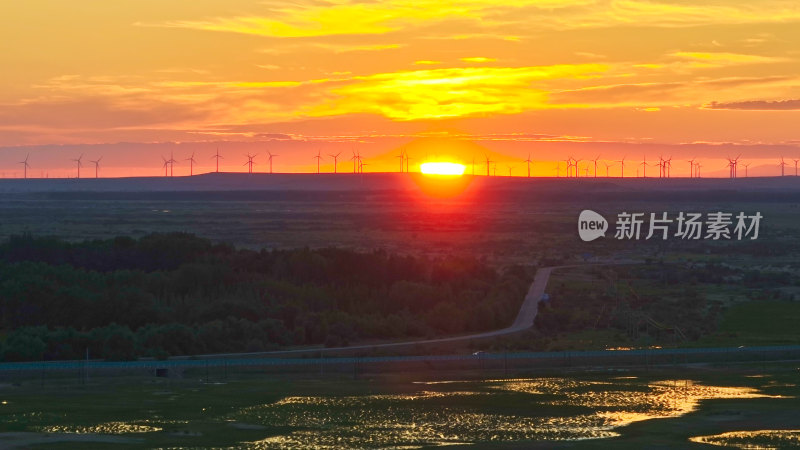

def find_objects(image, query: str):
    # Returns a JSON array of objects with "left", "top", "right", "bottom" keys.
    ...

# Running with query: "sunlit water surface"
[
  {"left": 222, "top": 377, "right": 777, "bottom": 449},
  {"left": 9, "top": 377, "right": 787, "bottom": 449},
  {"left": 689, "top": 429, "right": 800, "bottom": 448}
]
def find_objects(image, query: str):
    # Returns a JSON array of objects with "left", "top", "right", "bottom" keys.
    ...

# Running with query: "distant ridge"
[{"left": 0, "top": 172, "right": 799, "bottom": 201}]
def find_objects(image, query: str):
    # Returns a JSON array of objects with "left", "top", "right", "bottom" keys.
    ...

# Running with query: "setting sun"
[{"left": 420, "top": 162, "right": 466, "bottom": 176}]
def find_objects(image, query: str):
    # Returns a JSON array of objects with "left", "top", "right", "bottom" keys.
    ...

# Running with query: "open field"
[{"left": 1, "top": 173, "right": 799, "bottom": 267}]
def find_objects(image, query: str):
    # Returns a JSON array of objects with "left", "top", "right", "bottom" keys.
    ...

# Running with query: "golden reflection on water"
[
  {"left": 689, "top": 430, "right": 800, "bottom": 448},
  {"left": 497, "top": 378, "right": 780, "bottom": 428},
  {"left": 20, "top": 377, "right": 789, "bottom": 449},
  {"left": 40, "top": 421, "right": 163, "bottom": 434},
  {"left": 219, "top": 377, "right": 784, "bottom": 449}
]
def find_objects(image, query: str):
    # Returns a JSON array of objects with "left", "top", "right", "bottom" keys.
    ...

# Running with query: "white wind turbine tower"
[{"left": 267, "top": 151, "right": 278, "bottom": 174}]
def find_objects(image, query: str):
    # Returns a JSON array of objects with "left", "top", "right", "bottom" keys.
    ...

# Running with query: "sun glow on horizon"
[{"left": 420, "top": 162, "right": 466, "bottom": 176}]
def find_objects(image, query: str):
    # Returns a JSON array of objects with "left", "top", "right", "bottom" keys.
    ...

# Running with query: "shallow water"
[
  {"left": 689, "top": 429, "right": 800, "bottom": 448},
  {"left": 222, "top": 377, "right": 778, "bottom": 449},
  {"left": 7, "top": 376, "right": 789, "bottom": 449}
]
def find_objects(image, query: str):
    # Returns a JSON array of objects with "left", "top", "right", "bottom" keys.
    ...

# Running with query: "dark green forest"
[{"left": 0, "top": 233, "right": 530, "bottom": 362}]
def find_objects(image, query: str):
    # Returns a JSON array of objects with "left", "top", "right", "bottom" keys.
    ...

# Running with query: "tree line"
[{"left": 0, "top": 233, "right": 531, "bottom": 361}]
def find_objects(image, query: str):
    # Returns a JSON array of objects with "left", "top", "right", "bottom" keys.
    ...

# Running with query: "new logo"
[{"left": 578, "top": 210, "right": 608, "bottom": 242}]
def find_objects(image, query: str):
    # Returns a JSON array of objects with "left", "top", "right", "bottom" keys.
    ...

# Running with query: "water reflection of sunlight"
[
  {"left": 497, "top": 378, "right": 784, "bottom": 428},
  {"left": 40, "top": 421, "right": 163, "bottom": 434},
  {"left": 689, "top": 429, "right": 800, "bottom": 448},
  {"left": 221, "top": 377, "right": 787, "bottom": 449}
]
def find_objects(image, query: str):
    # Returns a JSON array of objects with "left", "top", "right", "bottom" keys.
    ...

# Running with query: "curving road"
[{"left": 182, "top": 261, "right": 636, "bottom": 359}]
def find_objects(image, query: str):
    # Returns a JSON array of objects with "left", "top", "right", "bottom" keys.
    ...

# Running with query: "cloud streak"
[{"left": 705, "top": 99, "right": 800, "bottom": 110}]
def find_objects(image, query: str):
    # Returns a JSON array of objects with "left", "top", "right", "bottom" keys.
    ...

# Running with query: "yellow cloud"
[
  {"left": 308, "top": 64, "right": 608, "bottom": 120},
  {"left": 461, "top": 57, "right": 497, "bottom": 63},
  {"left": 160, "top": 0, "right": 477, "bottom": 38},
  {"left": 671, "top": 51, "right": 786, "bottom": 66},
  {"left": 414, "top": 60, "right": 442, "bottom": 65},
  {"left": 151, "top": 0, "right": 800, "bottom": 40}
]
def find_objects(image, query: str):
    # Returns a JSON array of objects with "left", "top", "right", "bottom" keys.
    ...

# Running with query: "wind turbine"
[
  {"left": 687, "top": 158, "right": 696, "bottom": 178},
  {"left": 161, "top": 156, "right": 169, "bottom": 177},
  {"left": 555, "top": 161, "right": 561, "bottom": 178},
  {"left": 507, "top": 165, "right": 515, "bottom": 177},
  {"left": 350, "top": 151, "right": 359, "bottom": 174},
  {"left": 185, "top": 152, "right": 196, "bottom": 176},
  {"left": 617, "top": 156, "right": 626, "bottom": 178},
  {"left": 484, "top": 154, "right": 494, "bottom": 176},
  {"left": 573, "top": 157, "right": 583, "bottom": 178},
  {"left": 19, "top": 154, "right": 30, "bottom": 179},
  {"left": 524, "top": 153, "right": 533, "bottom": 178},
  {"left": 603, "top": 161, "right": 615, "bottom": 177},
  {"left": 665, "top": 156, "right": 672, "bottom": 178},
  {"left": 779, "top": 157, "right": 787, "bottom": 176},
  {"left": 640, "top": 155, "right": 647, "bottom": 178},
  {"left": 405, "top": 154, "right": 413, "bottom": 173},
  {"left": 695, "top": 161, "right": 702, "bottom": 178},
  {"left": 329, "top": 152, "right": 342, "bottom": 173},
  {"left": 313, "top": 150, "right": 323, "bottom": 174},
  {"left": 90, "top": 156, "right": 102, "bottom": 178},
  {"left": 656, "top": 155, "right": 664, "bottom": 178},
  {"left": 212, "top": 147, "right": 223, "bottom": 172},
  {"left": 591, "top": 155, "right": 600, "bottom": 177},
  {"left": 267, "top": 151, "right": 278, "bottom": 174},
  {"left": 244, "top": 153, "right": 256, "bottom": 174},
  {"left": 167, "top": 151, "right": 177, "bottom": 177},
  {"left": 794, "top": 158, "right": 800, "bottom": 176},
  {"left": 726, "top": 156, "right": 735, "bottom": 179},
  {"left": 395, "top": 149, "right": 405, "bottom": 173},
  {"left": 742, "top": 162, "right": 751, "bottom": 177},
  {"left": 72, "top": 154, "right": 84, "bottom": 179},
  {"left": 564, "top": 158, "right": 573, "bottom": 177}
]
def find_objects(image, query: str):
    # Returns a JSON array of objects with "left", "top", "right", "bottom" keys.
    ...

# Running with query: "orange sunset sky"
[{"left": 2, "top": 1, "right": 800, "bottom": 177}]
